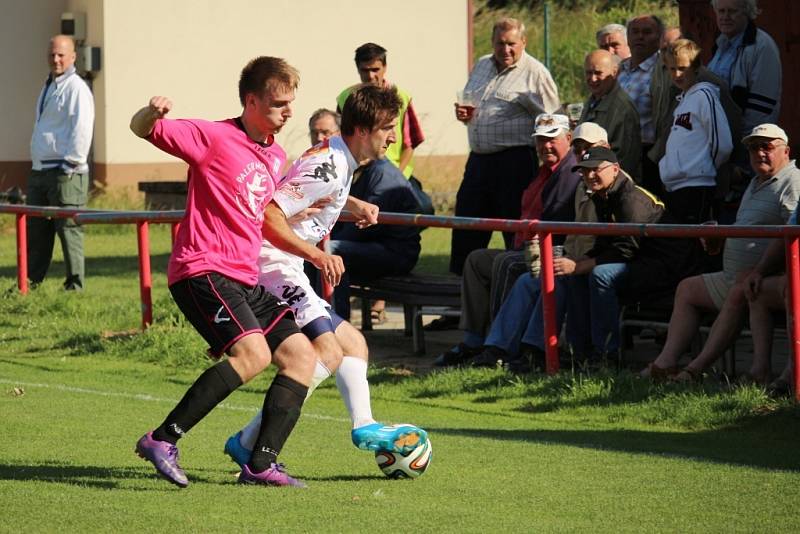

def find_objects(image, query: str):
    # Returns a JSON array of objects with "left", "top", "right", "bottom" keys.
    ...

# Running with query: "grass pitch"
[{"left": 2, "top": 226, "right": 800, "bottom": 533}]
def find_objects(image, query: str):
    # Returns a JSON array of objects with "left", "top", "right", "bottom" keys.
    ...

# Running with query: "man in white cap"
[
  {"left": 435, "top": 113, "right": 582, "bottom": 367},
  {"left": 642, "top": 123, "right": 800, "bottom": 381}
]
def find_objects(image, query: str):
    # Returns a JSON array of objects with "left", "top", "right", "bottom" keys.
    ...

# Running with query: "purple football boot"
[
  {"left": 135, "top": 431, "right": 189, "bottom": 488},
  {"left": 238, "top": 463, "right": 307, "bottom": 488}
]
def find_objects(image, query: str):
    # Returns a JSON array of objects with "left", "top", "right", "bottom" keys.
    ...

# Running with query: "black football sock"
[
  {"left": 152, "top": 359, "right": 243, "bottom": 444},
  {"left": 249, "top": 374, "right": 308, "bottom": 472}
]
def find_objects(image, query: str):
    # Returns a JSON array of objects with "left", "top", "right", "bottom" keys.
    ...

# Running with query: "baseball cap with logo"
[
  {"left": 742, "top": 123, "right": 789, "bottom": 145},
  {"left": 532, "top": 113, "right": 570, "bottom": 138},
  {"left": 572, "top": 122, "right": 608, "bottom": 144},
  {"left": 571, "top": 146, "right": 618, "bottom": 171}
]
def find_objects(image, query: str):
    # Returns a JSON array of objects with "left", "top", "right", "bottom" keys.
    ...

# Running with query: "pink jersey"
[{"left": 149, "top": 118, "right": 286, "bottom": 286}]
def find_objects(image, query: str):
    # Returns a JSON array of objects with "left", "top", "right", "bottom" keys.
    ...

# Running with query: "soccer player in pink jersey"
[{"left": 129, "top": 57, "right": 350, "bottom": 488}]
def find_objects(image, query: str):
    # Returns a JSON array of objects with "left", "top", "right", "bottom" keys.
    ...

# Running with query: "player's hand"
[
  {"left": 148, "top": 96, "right": 172, "bottom": 119},
  {"left": 311, "top": 251, "right": 345, "bottom": 287},
  {"left": 348, "top": 197, "right": 379, "bottom": 229},
  {"left": 287, "top": 196, "right": 334, "bottom": 224},
  {"left": 553, "top": 257, "right": 576, "bottom": 276}
]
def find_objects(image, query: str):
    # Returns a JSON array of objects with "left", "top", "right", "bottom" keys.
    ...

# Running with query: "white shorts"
[{"left": 257, "top": 243, "right": 331, "bottom": 328}]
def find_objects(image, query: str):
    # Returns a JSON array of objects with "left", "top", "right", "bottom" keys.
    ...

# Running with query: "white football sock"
[
  {"left": 239, "top": 410, "right": 262, "bottom": 451},
  {"left": 306, "top": 360, "right": 332, "bottom": 399},
  {"left": 238, "top": 360, "right": 332, "bottom": 451},
  {"left": 336, "top": 356, "right": 375, "bottom": 429}
]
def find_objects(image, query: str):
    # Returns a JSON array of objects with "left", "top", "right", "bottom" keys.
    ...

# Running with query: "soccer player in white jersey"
[{"left": 224, "top": 84, "right": 427, "bottom": 467}]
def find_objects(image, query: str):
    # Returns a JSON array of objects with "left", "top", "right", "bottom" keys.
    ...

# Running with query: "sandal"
[
  {"left": 766, "top": 377, "right": 793, "bottom": 399},
  {"left": 670, "top": 366, "right": 702, "bottom": 384},
  {"left": 640, "top": 362, "right": 678, "bottom": 382},
  {"left": 370, "top": 309, "right": 387, "bottom": 325}
]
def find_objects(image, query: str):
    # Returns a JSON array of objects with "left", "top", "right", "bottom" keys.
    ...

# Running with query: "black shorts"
[{"left": 169, "top": 272, "right": 301, "bottom": 358}]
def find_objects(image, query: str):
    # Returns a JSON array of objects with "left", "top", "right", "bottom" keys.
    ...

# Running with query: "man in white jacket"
[
  {"left": 27, "top": 35, "right": 94, "bottom": 290},
  {"left": 659, "top": 39, "right": 733, "bottom": 224}
]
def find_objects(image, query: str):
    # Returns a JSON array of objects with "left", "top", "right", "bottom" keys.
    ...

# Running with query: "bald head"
[
  {"left": 48, "top": 35, "right": 76, "bottom": 76},
  {"left": 584, "top": 49, "right": 619, "bottom": 98}
]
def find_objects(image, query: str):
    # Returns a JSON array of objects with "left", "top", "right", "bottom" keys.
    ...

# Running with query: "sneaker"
[
  {"left": 351, "top": 422, "right": 428, "bottom": 454},
  {"left": 470, "top": 345, "right": 507, "bottom": 368},
  {"left": 506, "top": 345, "right": 546, "bottom": 374},
  {"left": 135, "top": 431, "right": 189, "bottom": 488},
  {"left": 433, "top": 343, "right": 482, "bottom": 367},
  {"left": 224, "top": 431, "right": 251, "bottom": 468},
  {"left": 238, "top": 463, "right": 307, "bottom": 488}
]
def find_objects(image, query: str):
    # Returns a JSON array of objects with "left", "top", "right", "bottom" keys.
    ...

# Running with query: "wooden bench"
[{"left": 349, "top": 272, "right": 461, "bottom": 355}]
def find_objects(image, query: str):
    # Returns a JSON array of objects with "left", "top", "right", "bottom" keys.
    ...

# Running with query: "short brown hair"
[
  {"left": 492, "top": 17, "right": 526, "bottom": 40},
  {"left": 340, "top": 84, "right": 401, "bottom": 136},
  {"left": 665, "top": 38, "right": 703, "bottom": 71},
  {"left": 238, "top": 56, "right": 300, "bottom": 106}
]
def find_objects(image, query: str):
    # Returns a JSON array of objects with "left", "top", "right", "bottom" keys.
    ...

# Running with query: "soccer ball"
[{"left": 375, "top": 439, "right": 432, "bottom": 479}]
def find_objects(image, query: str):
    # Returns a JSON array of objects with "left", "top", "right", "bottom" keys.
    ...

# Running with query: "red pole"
[
  {"left": 319, "top": 236, "right": 333, "bottom": 303},
  {"left": 539, "top": 231, "right": 559, "bottom": 374},
  {"left": 137, "top": 221, "right": 153, "bottom": 329},
  {"left": 16, "top": 213, "right": 28, "bottom": 295},
  {"left": 786, "top": 236, "right": 800, "bottom": 402}
]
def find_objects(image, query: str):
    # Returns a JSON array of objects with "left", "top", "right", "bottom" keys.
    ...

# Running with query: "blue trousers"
[{"left": 588, "top": 263, "right": 629, "bottom": 353}]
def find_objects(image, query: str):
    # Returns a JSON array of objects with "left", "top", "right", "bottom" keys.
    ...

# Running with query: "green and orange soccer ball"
[{"left": 374, "top": 439, "right": 432, "bottom": 479}]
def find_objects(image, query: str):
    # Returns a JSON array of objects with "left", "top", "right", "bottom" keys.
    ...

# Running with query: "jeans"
[
  {"left": 484, "top": 274, "right": 567, "bottom": 355},
  {"left": 327, "top": 239, "right": 416, "bottom": 319},
  {"left": 588, "top": 263, "right": 629, "bottom": 353}
]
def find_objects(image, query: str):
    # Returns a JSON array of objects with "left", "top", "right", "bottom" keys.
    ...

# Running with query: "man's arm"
[
  {"left": 262, "top": 201, "right": 345, "bottom": 286},
  {"left": 64, "top": 82, "right": 95, "bottom": 170},
  {"left": 742, "top": 238, "right": 786, "bottom": 300},
  {"left": 130, "top": 96, "right": 172, "bottom": 138}
]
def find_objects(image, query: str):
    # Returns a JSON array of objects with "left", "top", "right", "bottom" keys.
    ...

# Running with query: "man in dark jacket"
[
  {"left": 580, "top": 49, "right": 642, "bottom": 182},
  {"left": 328, "top": 158, "right": 423, "bottom": 319},
  {"left": 555, "top": 146, "right": 696, "bottom": 362},
  {"left": 435, "top": 113, "right": 583, "bottom": 366}
]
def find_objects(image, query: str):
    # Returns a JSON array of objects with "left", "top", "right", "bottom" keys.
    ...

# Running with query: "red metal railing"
[{"left": 3, "top": 204, "right": 800, "bottom": 399}]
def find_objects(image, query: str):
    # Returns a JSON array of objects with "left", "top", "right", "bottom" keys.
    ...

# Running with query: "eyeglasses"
[
  {"left": 579, "top": 163, "right": 614, "bottom": 176},
  {"left": 746, "top": 142, "right": 786, "bottom": 153}
]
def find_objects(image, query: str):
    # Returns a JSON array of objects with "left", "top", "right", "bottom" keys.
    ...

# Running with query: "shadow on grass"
[
  {"left": 0, "top": 253, "right": 171, "bottom": 280},
  {"left": 430, "top": 410, "right": 800, "bottom": 472},
  {"left": 0, "top": 462, "right": 213, "bottom": 489}
]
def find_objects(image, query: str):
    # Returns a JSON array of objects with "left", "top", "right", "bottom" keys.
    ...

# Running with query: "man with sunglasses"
[{"left": 641, "top": 124, "right": 800, "bottom": 381}]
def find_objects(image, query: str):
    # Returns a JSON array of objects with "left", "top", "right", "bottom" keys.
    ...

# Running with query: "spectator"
[
  {"left": 659, "top": 39, "right": 733, "bottom": 223},
  {"left": 562, "top": 147, "right": 697, "bottom": 364},
  {"left": 450, "top": 17, "right": 560, "bottom": 275},
  {"left": 27, "top": 35, "right": 94, "bottom": 290},
  {"left": 641, "top": 124, "right": 800, "bottom": 381},
  {"left": 328, "top": 158, "right": 424, "bottom": 320},
  {"left": 660, "top": 27, "right": 682, "bottom": 51},
  {"left": 435, "top": 114, "right": 580, "bottom": 366},
  {"left": 308, "top": 108, "right": 340, "bottom": 145},
  {"left": 618, "top": 15, "right": 672, "bottom": 196},
  {"left": 469, "top": 123, "right": 611, "bottom": 370},
  {"left": 336, "top": 43, "right": 424, "bottom": 178},
  {"left": 580, "top": 49, "right": 642, "bottom": 182},
  {"left": 708, "top": 0, "right": 782, "bottom": 137},
  {"left": 596, "top": 23, "right": 631, "bottom": 60}
]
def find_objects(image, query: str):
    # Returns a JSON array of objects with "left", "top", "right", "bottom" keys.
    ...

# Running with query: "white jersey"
[{"left": 258, "top": 136, "right": 358, "bottom": 326}]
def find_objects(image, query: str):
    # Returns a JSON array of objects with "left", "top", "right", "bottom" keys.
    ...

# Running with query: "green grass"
[{"left": 2, "top": 228, "right": 800, "bottom": 532}]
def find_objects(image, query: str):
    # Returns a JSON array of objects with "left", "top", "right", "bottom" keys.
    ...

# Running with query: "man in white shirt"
[{"left": 27, "top": 35, "right": 94, "bottom": 290}]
